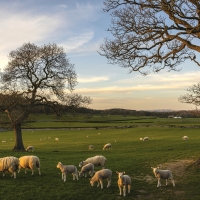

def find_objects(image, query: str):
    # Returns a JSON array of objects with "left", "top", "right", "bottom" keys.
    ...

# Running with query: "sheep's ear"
[
  {"left": 151, "top": 167, "right": 153, "bottom": 169},
  {"left": 157, "top": 167, "right": 159, "bottom": 169},
  {"left": 123, "top": 171, "right": 125, "bottom": 174},
  {"left": 116, "top": 171, "right": 119, "bottom": 174}
]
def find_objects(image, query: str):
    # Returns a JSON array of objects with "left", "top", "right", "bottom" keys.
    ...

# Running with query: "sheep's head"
[
  {"left": 116, "top": 171, "right": 125, "bottom": 179},
  {"left": 79, "top": 161, "right": 84, "bottom": 167},
  {"left": 151, "top": 167, "right": 159, "bottom": 176},
  {"left": 56, "top": 162, "right": 62, "bottom": 168},
  {"left": 89, "top": 178, "right": 94, "bottom": 186}
]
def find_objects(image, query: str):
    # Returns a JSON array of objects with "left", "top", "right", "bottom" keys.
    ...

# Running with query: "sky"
[{"left": 0, "top": 0, "right": 200, "bottom": 111}]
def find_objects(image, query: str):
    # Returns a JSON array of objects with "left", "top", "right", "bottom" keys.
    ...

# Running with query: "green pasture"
[{"left": 0, "top": 125, "right": 200, "bottom": 200}]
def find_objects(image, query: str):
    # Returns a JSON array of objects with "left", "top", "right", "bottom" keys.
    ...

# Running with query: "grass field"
[{"left": 0, "top": 116, "right": 200, "bottom": 200}]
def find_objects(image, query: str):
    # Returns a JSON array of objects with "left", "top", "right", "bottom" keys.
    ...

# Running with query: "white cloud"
[
  {"left": 78, "top": 76, "right": 109, "bottom": 83},
  {"left": 62, "top": 31, "right": 94, "bottom": 52}
]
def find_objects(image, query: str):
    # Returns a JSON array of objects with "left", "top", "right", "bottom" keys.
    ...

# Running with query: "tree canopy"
[
  {"left": 0, "top": 42, "right": 91, "bottom": 151},
  {"left": 179, "top": 83, "right": 200, "bottom": 106},
  {"left": 100, "top": 0, "right": 200, "bottom": 75}
]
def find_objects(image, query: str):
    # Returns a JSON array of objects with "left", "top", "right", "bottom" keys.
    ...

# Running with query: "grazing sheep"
[
  {"left": 89, "top": 145, "right": 94, "bottom": 150},
  {"left": 0, "top": 156, "right": 19, "bottom": 178},
  {"left": 116, "top": 171, "right": 131, "bottom": 196},
  {"left": 57, "top": 162, "right": 79, "bottom": 182},
  {"left": 79, "top": 155, "right": 107, "bottom": 169},
  {"left": 18, "top": 156, "right": 41, "bottom": 175},
  {"left": 78, "top": 163, "right": 94, "bottom": 177},
  {"left": 103, "top": 143, "right": 112, "bottom": 150},
  {"left": 90, "top": 169, "right": 112, "bottom": 189},
  {"left": 140, "top": 138, "right": 143, "bottom": 141},
  {"left": 26, "top": 146, "right": 34, "bottom": 152},
  {"left": 182, "top": 136, "right": 188, "bottom": 140},
  {"left": 143, "top": 137, "right": 149, "bottom": 141},
  {"left": 151, "top": 167, "right": 175, "bottom": 187}
]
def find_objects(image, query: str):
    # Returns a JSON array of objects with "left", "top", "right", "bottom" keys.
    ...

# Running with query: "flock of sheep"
[{"left": 0, "top": 137, "right": 183, "bottom": 197}]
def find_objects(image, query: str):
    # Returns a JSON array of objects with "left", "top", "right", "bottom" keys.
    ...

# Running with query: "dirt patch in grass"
[{"left": 157, "top": 159, "right": 194, "bottom": 177}]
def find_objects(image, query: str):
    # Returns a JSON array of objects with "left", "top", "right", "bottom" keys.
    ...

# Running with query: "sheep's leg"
[
  {"left": 128, "top": 185, "right": 131, "bottom": 193},
  {"left": 31, "top": 169, "right": 34, "bottom": 175},
  {"left": 99, "top": 180, "right": 103, "bottom": 189},
  {"left": 75, "top": 173, "right": 79, "bottom": 180},
  {"left": 119, "top": 186, "right": 122, "bottom": 195},
  {"left": 18, "top": 167, "right": 21, "bottom": 173},
  {"left": 172, "top": 179, "right": 175, "bottom": 187},
  {"left": 166, "top": 179, "right": 168, "bottom": 185},
  {"left": 38, "top": 168, "right": 41, "bottom": 175},
  {"left": 157, "top": 178, "right": 161, "bottom": 187},
  {"left": 123, "top": 186, "right": 126, "bottom": 196},
  {"left": 25, "top": 168, "right": 27, "bottom": 174},
  {"left": 107, "top": 178, "right": 111, "bottom": 188},
  {"left": 72, "top": 173, "right": 75, "bottom": 180},
  {"left": 13, "top": 172, "right": 16, "bottom": 179},
  {"left": 97, "top": 181, "right": 100, "bottom": 187},
  {"left": 62, "top": 173, "right": 64, "bottom": 181},
  {"left": 63, "top": 173, "right": 66, "bottom": 182}
]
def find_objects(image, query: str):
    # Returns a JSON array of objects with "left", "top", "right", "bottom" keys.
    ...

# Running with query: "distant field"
[
  {"left": 0, "top": 121, "right": 200, "bottom": 200},
  {"left": 22, "top": 114, "right": 200, "bottom": 128}
]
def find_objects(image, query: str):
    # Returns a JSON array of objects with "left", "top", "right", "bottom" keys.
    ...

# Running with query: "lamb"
[
  {"left": 103, "top": 143, "right": 112, "bottom": 150},
  {"left": 26, "top": 146, "right": 34, "bottom": 152},
  {"left": 116, "top": 171, "right": 131, "bottom": 196},
  {"left": 78, "top": 163, "right": 94, "bottom": 177},
  {"left": 56, "top": 162, "right": 79, "bottom": 182},
  {"left": 151, "top": 167, "right": 175, "bottom": 187},
  {"left": 89, "top": 145, "right": 94, "bottom": 150},
  {"left": 18, "top": 155, "right": 41, "bottom": 175},
  {"left": 143, "top": 137, "right": 149, "bottom": 141},
  {"left": 90, "top": 169, "right": 112, "bottom": 189},
  {"left": 0, "top": 156, "right": 19, "bottom": 178},
  {"left": 79, "top": 155, "right": 107, "bottom": 169},
  {"left": 182, "top": 136, "right": 188, "bottom": 140}
]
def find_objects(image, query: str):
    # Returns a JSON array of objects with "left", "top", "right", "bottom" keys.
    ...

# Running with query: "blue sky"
[{"left": 0, "top": 0, "right": 200, "bottom": 111}]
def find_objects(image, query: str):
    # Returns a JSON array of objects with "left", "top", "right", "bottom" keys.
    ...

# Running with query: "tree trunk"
[{"left": 12, "top": 123, "right": 25, "bottom": 151}]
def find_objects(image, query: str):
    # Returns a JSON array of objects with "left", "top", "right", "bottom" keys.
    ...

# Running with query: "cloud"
[
  {"left": 61, "top": 31, "right": 94, "bottom": 53},
  {"left": 78, "top": 76, "right": 109, "bottom": 83}
]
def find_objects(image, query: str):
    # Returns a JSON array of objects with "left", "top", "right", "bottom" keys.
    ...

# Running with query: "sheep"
[
  {"left": 143, "top": 137, "right": 149, "bottom": 141},
  {"left": 116, "top": 171, "right": 131, "bottom": 196},
  {"left": 0, "top": 156, "right": 19, "bottom": 178},
  {"left": 78, "top": 163, "right": 95, "bottom": 178},
  {"left": 57, "top": 162, "right": 78, "bottom": 182},
  {"left": 89, "top": 145, "right": 94, "bottom": 150},
  {"left": 151, "top": 167, "right": 175, "bottom": 187},
  {"left": 79, "top": 155, "right": 107, "bottom": 169},
  {"left": 26, "top": 146, "right": 34, "bottom": 152},
  {"left": 140, "top": 138, "right": 143, "bottom": 141},
  {"left": 18, "top": 155, "right": 41, "bottom": 175},
  {"left": 182, "top": 136, "right": 188, "bottom": 140},
  {"left": 103, "top": 143, "right": 112, "bottom": 150},
  {"left": 90, "top": 169, "right": 112, "bottom": 189}
]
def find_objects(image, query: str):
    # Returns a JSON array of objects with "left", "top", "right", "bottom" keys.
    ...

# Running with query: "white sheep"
[
  {"left": 26, "top": 146, "right": 34, "bottom": 152},
  {"left": 0, "top": 156, "right": 19, "bottom": 178},
  {"left": 116, "top": 171, "right": 131, "bottom": 196},
  {"left": 56, "top": 162, "right": 79, "bottom": 182},
  {"left": 18, "top": 155, "right": 41, "bottom": 175},
  {"left": 140, "top": 138, "right": 143, "bottom": 141},
  {"left": 78, "top": 163, "right": 95, "bottom": 177},
  {"left": 89, "top": 145, "right": 94, "bottom": 150},
  {"left": 143, "top": 137, "right": 149, "bottom": 141},
  {"left": 90, "top": 169, "right": 112, "bottom": 189},
  {"left": 79, "top": 155, "right": 107, "bottom": 169},
  {"left": 151, "top": 167, "right": 175, "bottom": 187},
  {"left": 182, "top": 136, "right": 188, "bottom": 140},
  {"left": 103, "top": 143, "right": 112, "bottom": 150}
]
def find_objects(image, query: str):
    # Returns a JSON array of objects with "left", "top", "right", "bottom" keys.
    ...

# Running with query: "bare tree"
[
  {"left": 0, "top": 42, "right": 91, "bottom": 151},
  {"left": 100, "top": 0, "right": 200, "bottom": 75},
  {"left": 179, "top": 83, "right": 200, "bottom": 106}
]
